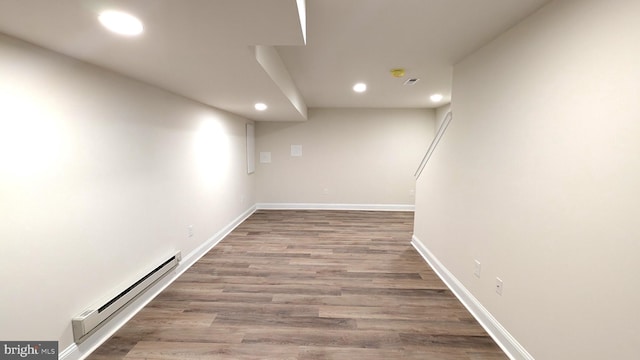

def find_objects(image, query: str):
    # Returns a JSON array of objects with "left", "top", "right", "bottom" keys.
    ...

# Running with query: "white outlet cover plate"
[
  {"left": 290, "top": 145, "right": 302, "bottom": 157},
  {"left": 260, "top": 152, "right": 271, "bottom": 163},
  {"left": 496, "top": 277, "right": 503, "bottom": 295}
]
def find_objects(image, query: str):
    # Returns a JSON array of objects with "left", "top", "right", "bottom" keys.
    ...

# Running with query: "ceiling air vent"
[{"left": 404, "top": 78, "right": 420, "bottom": 85}]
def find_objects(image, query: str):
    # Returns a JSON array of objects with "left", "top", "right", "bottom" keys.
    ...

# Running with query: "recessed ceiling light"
[
  {"left": 254, "top": 103, "right": 268, "bottom": 111},
  {"left": 353, "top": 83, "right": 367, "bottom": 93},
  {"left": 430, "top": 94, "right": 444, "bottom": 102},
  {"left": 98, "top": 10, "right": 144, "bottom": 36}
]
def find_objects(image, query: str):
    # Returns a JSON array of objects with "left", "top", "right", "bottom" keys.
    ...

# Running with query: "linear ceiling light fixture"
[
  {"left": 254, "top": 103, "right": 268, "bottom": 111},
  {"left": 98, "top": 10, "right": 144, "bottom": 36}
]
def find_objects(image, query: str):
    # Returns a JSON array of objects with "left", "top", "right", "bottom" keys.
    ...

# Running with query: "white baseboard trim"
[
  {"left": 179, "top": 205, "right": 257, "bottom": 269},
  {"left": 256, "top": 203, "right": 414, "bottom": 212},
  {"left": 411, "top": 235, "right": 534, "bottom": 360},
  {"left": 60, "top": 205, "right": 257, "bottom": 360}
]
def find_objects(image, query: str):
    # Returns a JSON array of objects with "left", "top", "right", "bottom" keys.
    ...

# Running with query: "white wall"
[
  {"left": 414, "top": 0, "right": 640, "bottom": 359},
  {"left": 0, "top": 33, "right": 255, "bottom": 351},
  {"left": 435, "top": 104, "right": 451, "bottom": 130},
  {"left": 256, "top": 108, "right": 434, "bottom": 207}
]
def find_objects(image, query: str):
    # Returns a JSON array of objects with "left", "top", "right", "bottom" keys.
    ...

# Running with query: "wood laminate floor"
[{"left": 88, "top": 210, "right": 508, "bottom": 360}]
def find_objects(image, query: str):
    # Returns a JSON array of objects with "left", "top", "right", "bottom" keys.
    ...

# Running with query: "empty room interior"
[{"left": 0, "top": 0, "right": 638, "bottom": 359}]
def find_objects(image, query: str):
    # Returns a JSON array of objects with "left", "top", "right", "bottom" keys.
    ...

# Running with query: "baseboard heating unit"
[{"left": 72, "top": 251, "right": 181, "bottom": 343}]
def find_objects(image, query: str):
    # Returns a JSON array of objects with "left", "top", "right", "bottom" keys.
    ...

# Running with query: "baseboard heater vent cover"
[{"left": 72, "top": 251, "right": 181, "bottom": 343}]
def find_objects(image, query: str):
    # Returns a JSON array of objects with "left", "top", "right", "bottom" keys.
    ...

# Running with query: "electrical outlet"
[
  {"left": 496, "top": 277, "right": 503, "bottom": 295},
  {"left": 409, "top": 189, "right": 415, "bottom": 196},
  {"left": 188, "top": 225, "right": 194, "bottom": 238},
  {"left": 323, "top": 188, "right": 329, "bottom": 195},
  {"left": 474, "top": 260, "right": 481, "bottom": 278}
]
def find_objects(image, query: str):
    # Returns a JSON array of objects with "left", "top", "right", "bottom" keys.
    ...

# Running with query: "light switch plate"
[
  {"left": 260, "top": 152, "right": 271, "bottom": 163},
  {"left": 290, "top": 145, "right": 302, "bottom": 157}
]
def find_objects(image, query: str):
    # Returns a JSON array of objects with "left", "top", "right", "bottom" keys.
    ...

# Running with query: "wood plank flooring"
[{"left": 88, "top": 210, "right": 507, "bottom": 360}]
